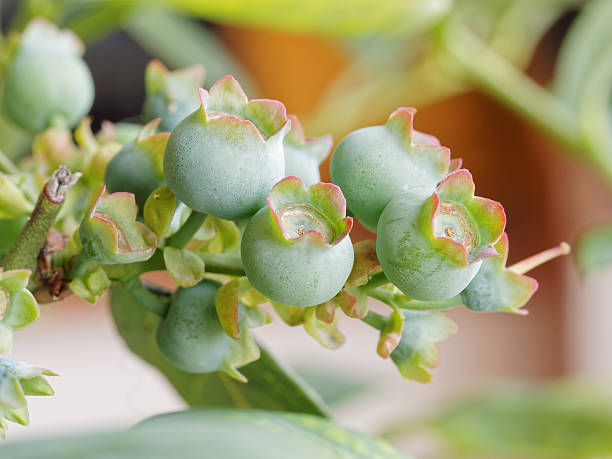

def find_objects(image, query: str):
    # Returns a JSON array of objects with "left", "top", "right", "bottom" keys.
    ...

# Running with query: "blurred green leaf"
[
  {"left": 62, "top": 2, "right": 136, "bottom": 43},
  {"left": 390, "top": 310, "right": 457, "bottom": 383},
  {"left": 125, "top": 6, "right": 255, "bottom": 93},
  {"left": 575, "top": 222, "right": 612, "bottom": 275},
  {"left": 295, "top": 368, "right": 370, "bottom": 406},
  {"left": 110, "top": 283, "right": 330, "bottom": 417},
  {"left": 424, "top": 383, "right": 612, "bottom": 458},
  {"left": 553, "top": 0, "right": 612, "bottom": 108},
  {"left": 0, "top": 408, "right": 409, "bottom": 458},
  {"left": 553, "top": 0, "right": 612, "bottom": 169},
  {"left": 162, "top": 0, "right": 451, "bottom": 38}
]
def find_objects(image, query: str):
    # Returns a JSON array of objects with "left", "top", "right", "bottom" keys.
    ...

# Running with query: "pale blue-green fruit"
[
  {"left": 241, "top": 206, "right": 354, "bottom": 307},
  {"left": 163, "top": 108, "right": 286, "bottom": 220},
  {"left": 3, "top": 53, "right": 93, "bottom": 133},
  {"left": 157, "top": 279, "right": 239, "bottom": 373},
  {"left": 376, "top": 190, "right": 482, "bottom": 301},
  {"left": 330, "top": 108, "right": 449, "bottom": 231}
]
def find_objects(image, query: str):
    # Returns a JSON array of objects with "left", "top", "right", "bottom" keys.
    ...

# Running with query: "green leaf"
[
  {"left": 125, "top": 6, "right": 255, "bottom": 93},
  {"left": 575, "top": 222, "right": 612, "bottom": 275},
  {"left": 390, "top": 310, "right": 457, "bottom": 383},
  {"left": 163, "top": 247, "right": 205, "bottom": 288},
  {"left": 0, "top": 176, "right": 33, "bottom": 219},
  {"left": 303, "top": 307, "right": 344, "bottom": 350},
  {"left": 295, "top": 368, "right": 371, "bottom": 407},
  {"left": 272, "top": 301, "right": 306, "bottom": 326},
  {"left": 144, "top": 187, "right": 177, "bottom": 241},
  {"left": 553, "top": 0, "right": 612, "bottom": 108},
  {"left": 110, "top": 283, "right": 330, "bottom": 417},
  {"left": 19, "top": 376, "right": 54, "bottom": 396},
  {"left": 425, "top": 383, "right": 612, "bottom": 458},
  {"left": 198, "top": 216, "right": 241, "bottom": 254},
  {"left": 69, "top": 265, "right": 111, "bottom": 304},
  {"left": 272, "top": 302, "right": 344, "bottom": 349},
  {"left": 377, "top": 308, "right": 403, "bottom": 359},
  {"left": 164, "top": 0, "right": 450, "bottom": 38},
  {"left": 461, "top": 233, "right": 538, "bottom": 314},
  {"left": 0, "top": 270, "right": 39, "bottom": 344},
  {"left": 552, "top": 0, "right": 612, "bottom": 169},
  {"left": 0, "top": 323, "right": 12, "bottom": 354},
  {"left": 0, "top": 408, "right": 409, "bottom": 458}
]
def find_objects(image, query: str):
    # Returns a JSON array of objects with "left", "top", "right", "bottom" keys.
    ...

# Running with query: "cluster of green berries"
[
  {"left": 91, "top": 64, "right": 529, "bottom": 378},
  {"left": 0, "top": 18, "right": 543, "bottom": 387}
]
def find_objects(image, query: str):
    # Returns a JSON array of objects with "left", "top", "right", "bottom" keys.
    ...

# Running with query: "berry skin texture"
[
  {"left": 377, "top": 169, "right": 505, "bottom": 301},
  {"left": 2, "top": 20, "right": 94, "bottom": 133},
  {"left": 163, "top": 76, "right": 290, "bottom": 220},
  {"left": 241, "top": 177, "right": 354, "bottom": 307},
  {"left": 156, "top": 279, "right": 251, "bottom": 374},
  {"left": 330, "top": 107, "right": 449, "bottom": 231},
  {"left": 104, "top": 119, "right": 168, "bottom": 211}
]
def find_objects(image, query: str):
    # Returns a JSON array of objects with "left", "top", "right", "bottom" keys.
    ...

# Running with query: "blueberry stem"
[{"left": 166, "top": 210, "right": 207, "bottom": 248}]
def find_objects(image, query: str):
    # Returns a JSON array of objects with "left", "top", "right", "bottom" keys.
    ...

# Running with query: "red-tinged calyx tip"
[
  {"left": 429, "top": 169, "right": 506, "bottom": 267},
  {"left": 386, "top": 107, "right": 417, "bottom": 144},
  {"left": 268, "top": 176, "right": 352, "bottom": 246}
]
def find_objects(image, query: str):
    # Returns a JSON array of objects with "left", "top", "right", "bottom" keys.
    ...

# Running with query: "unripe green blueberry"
[
  {"left": 105, "top": 119, "right": 168, "bottom": 210},
  {"left": 241, "top": 177, "right": 354, "bottom": 307},
  {"left": 330, "top": 108, "right": 449, "bottom": 231},
  {"left": 2, "top": 19, "right": 94, "bottom": 133},
  {"left": 377, "top": 169, "right": 505, "bottom": 301},
  {"left": 156, "top": 279, "right": 248, "bottom": 374},
  {"left": 142, "top": 60, "right": 205, "bottom": 132},
  {"left": 163, "top": 76, "right": 290, "bottom": 220},
  {"left": 283, "top": 115, "right": 332, "bottom": 186}
]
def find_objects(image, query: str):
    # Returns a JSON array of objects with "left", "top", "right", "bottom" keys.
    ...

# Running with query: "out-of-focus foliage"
[
  {"left": 308, "top": 0, "right": 577, "bottom": 137},
  {"left": 160, "top": 0, "right": 451, "bottom": 38},
  {"left": 427, "top": 383, "right": 612, "bottom": 458},
  {"left": 575, "top": 223, "right": 612, "bottom": 275},
  {"left": 125, "top": 6, "right": 255, "bottom": 92},
  {"left": 0, "top": 409, "right": 410, "bottom": 458}
]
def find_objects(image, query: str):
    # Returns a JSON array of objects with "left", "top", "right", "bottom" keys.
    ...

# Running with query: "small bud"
[{"left": 79, "top": 187, "right": 157, "bottom": 264}]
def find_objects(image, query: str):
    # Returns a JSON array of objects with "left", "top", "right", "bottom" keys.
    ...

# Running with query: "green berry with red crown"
[
  {"left": 241, "top": 176, "right": 354, "bottom": 307},
  {"left": 377, "top": 169, "right": 506, "bottom": 301},
  {"left": 163, "top": 76, "right": 290, "bottom": 220},
  {"left": 330, "top": 107, "right": 450, "bottom": 231}
]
